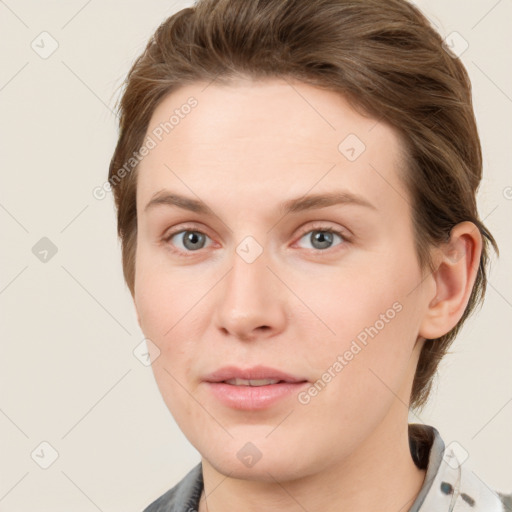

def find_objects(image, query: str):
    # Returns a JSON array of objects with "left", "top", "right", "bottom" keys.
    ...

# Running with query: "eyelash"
[{"left": 162, "top": 223, "right": 350, "bottom": 257}]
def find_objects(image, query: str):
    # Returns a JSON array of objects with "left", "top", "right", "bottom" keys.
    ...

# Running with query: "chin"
[
  {"left": 205, "top": 451, "right": 307, "bottom": 482},
  {"left": 199, "top": 434, "right": 324, "bottom": 483}
]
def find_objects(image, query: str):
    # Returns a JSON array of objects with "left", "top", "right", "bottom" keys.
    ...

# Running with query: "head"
[{"left": 108, "top": 0, "right": 498, "bottom": 478}]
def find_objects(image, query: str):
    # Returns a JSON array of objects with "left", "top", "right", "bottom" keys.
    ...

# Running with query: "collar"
[{"left": 408, "top": 423, "right": 506, "bottom": 511}]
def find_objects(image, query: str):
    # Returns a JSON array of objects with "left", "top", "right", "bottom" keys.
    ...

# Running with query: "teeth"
[{"left": 224, "top": 378, "right": 281, "bottom": 386}]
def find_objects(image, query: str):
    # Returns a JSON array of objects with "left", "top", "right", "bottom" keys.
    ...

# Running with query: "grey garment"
[
  {"left": 142, "top": 424, "right": 510, "bottom": 512},
  {"left": 143, "top": 462, "right": 203, "bottom": 512},
  {"left": 500, "top": 493, "right": 512, "bottom": 511},
  {"left": 408, "top": 425, "right": 509, "bottom": 511}
]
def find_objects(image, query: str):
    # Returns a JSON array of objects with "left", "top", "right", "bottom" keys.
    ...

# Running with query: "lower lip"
[{"left": 204, "top": 381, "right": 309, "bottom": 410}]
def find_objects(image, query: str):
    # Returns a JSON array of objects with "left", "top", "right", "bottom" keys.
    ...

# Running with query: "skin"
[{"left": 133, "top": 77, "right": 482, "bottom": 512}]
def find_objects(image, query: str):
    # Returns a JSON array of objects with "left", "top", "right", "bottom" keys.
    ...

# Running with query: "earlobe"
[{"left": 419, "top": 221, "right": 482, "bottom": 340}]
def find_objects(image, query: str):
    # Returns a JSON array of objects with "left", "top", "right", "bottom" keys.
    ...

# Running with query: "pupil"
[
  {"left": 313, "top": 231, "right": 332, "bottom": 249},
  {"left": 185, "top": 231, "right": 203, "bottom": 250}
]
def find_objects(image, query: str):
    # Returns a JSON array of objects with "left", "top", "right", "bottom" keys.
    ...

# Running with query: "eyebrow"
[{"left": 143, "top": 189, "right": 377, "bottom": 216}]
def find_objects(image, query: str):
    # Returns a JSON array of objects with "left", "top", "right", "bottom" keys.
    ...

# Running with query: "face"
[{"left": 133, "top": 78, "right": 433, "bottom": 481}]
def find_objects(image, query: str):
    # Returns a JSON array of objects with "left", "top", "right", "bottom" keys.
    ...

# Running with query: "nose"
[{"left": 213, "top": 243, "right": 287, "bottom": 342}]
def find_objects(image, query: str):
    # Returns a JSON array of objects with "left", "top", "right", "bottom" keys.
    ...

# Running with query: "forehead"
[{"left": 136, "top": 78, "right": 409, "bottom": 217}]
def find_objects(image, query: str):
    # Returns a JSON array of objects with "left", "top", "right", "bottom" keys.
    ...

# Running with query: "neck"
[{"left": 198, "top": 412, "right": 426, "bottom": 512}]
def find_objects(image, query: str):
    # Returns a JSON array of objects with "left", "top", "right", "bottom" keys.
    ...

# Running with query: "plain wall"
[{"left": 1, "top": 0, "right": 511, "bottom": 510}]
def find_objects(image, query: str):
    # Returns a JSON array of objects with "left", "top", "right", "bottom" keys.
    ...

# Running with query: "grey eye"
[
  {"left": 171, "top": 230, "right": 209, "bottom": 251},
  {"left": 298, "top": 230, "right": 344, "bottom": 250}
]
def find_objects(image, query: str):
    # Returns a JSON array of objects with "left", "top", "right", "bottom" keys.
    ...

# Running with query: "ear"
[{"left": 419, "top": 221, "right": 483, "bottom": 340}]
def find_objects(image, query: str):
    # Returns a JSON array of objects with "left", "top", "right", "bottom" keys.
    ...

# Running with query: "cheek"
[
  {"left": 135, "top": 241, "right": 187, "bottom": 326},
  {"left": 134, "top": 250, "right": 217, "bottom": 377},
  {"left": 134, "top": 261, "right": 203, "bottom": 423},
  {"left": 134, "top": 251, "right": 186, "bottom": 355},
  {"left": 300, "top": 249, "right": 422, "bottom": 388},
  {"left": 300, "top": 251, "right": 418, "bottom": 342}
]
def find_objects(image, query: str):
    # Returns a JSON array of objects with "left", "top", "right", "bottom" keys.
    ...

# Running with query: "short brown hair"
[{"left": 108, "top": 0, "right": 498, "bottom": 412}]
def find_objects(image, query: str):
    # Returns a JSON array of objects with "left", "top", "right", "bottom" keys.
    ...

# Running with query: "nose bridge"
[{"left": 214, "top": 235, "right": 284, "bottom": 338}]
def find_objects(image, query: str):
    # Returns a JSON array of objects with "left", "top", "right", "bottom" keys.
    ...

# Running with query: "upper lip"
[{"left": 203, "top": 365, "right": 308, "bottom": 383}]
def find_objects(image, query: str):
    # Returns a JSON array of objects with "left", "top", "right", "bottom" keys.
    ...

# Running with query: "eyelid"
[
  {"left": 295, "top": 221, "right": 351, "bottom": 241},
  {"left": 162, "top": 222, "right": 212, "bottom": 241}
]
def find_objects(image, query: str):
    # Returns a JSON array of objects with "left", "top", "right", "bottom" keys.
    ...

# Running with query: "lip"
[
  {"left": 203, "top": 365, "right": 307, "bottom": 383},
  {"left": 203, "top": 365, "right": 309, "bottom": 410}
]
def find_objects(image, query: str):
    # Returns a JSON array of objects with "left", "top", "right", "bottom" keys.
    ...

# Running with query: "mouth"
[
  {"left": 203, "top": 366, "right": 309, "bottom": 410},
  {"left": 222, "top": 378, "right": 291, "bottom": 386},
  {"left": 203, "top": 365, "right": 308, "bottom": 384}
]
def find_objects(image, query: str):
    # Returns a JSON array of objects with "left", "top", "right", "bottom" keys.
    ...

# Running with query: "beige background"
[{"left": 1, "top": 0, "right": 511, "bottom": 510}]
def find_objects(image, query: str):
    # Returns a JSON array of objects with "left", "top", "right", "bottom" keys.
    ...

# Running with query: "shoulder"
[{"left": 142, "top": 462, "right": 203, "bottom": 512}]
